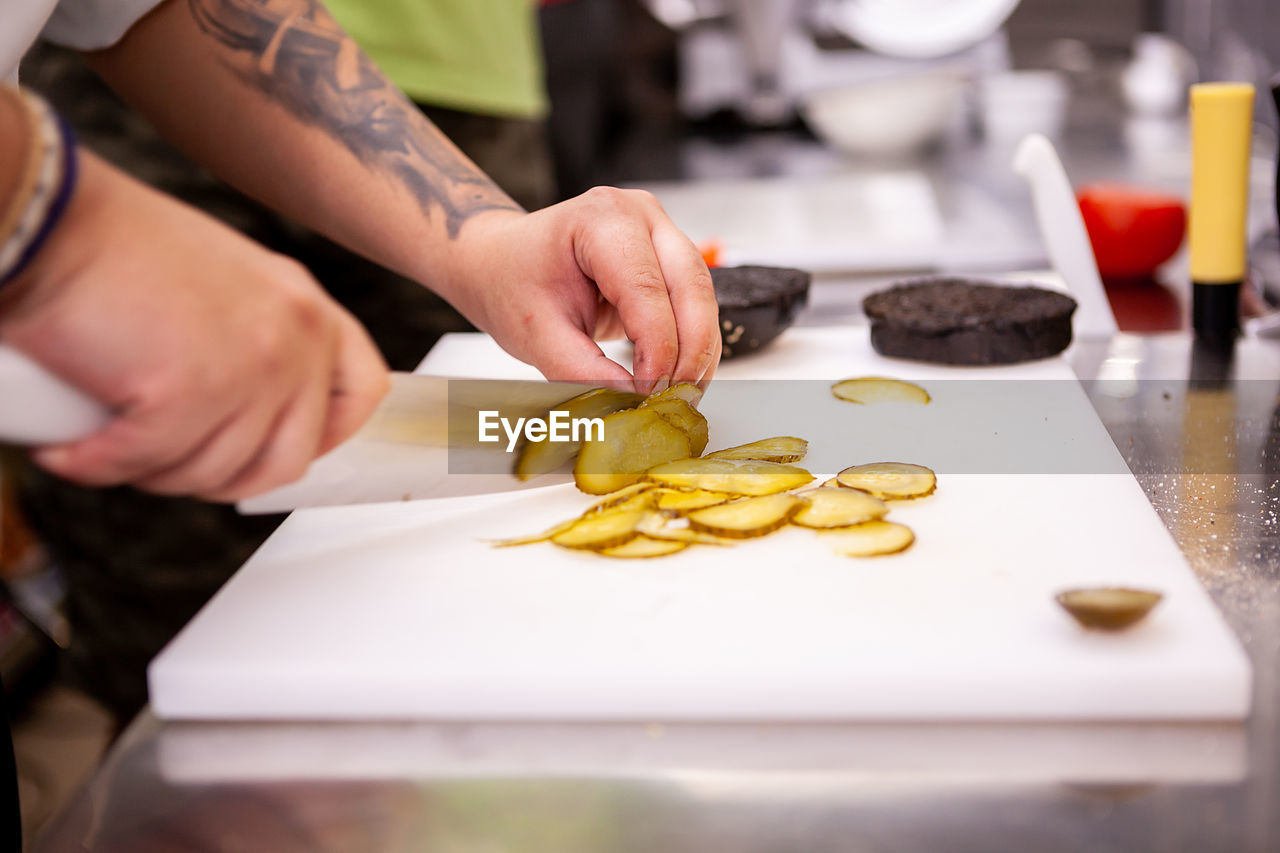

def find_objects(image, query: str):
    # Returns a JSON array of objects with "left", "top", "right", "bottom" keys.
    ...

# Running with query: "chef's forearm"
[{"left": 87, "top": 0, "right": 522, "bottom": 289}]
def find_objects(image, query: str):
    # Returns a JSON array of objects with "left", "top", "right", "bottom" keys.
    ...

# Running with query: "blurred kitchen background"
[{"left": 7, "top": 0, "right": 1280, "bottom": 843}]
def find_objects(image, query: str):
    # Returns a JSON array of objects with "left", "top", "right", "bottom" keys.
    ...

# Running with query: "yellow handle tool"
[{"left": 1189, "top": 82, "right": 1254, "bottom": 344}]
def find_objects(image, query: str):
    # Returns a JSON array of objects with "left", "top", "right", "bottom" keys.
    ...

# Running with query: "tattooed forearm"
[{"left": 187, "top": 0, "right": 521, "bottom": 237}]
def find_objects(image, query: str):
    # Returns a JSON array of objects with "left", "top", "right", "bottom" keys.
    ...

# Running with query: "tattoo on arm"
[{"left": 187, "top": 0, "right": 522, "bottom": 237}]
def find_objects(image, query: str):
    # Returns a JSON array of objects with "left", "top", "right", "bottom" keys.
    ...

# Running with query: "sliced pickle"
[
  {"left": 644, "top": 382, "right": 703, "bottom": 407},
  {"left": 574, "top": 408, "right": 693, "bottom": 495},
  {"left": 654, "top": 488, "right": 734, "bottom": 512},
  {"left": 514, "top": 387, "right": 645, "bottom": 480},
  {"left": 550, "top": 508, "right": 646, "bottom": 550},
  {"left": 835, "top": 462, "right": 937, "bottom": 500},
  {"left": 821, "top": 521, "right": 915, "bottom": 556},
  {"left": 647, "top": 458, "right": 814, "bottom": 496},
  {"left": 1055, "top": 588, "right": 1163, "bottom": 631},
  {"left": 792, "top": 487, "right": 889, "bottom": 529},
  {"left": 640, "top": 397, "right": 709, "bottom": 456},
  {"left": 583, "top": 483, "right": 657, "bottom": 516},
  {"left": 831, "top": 377, "right": 930, "bottom": 405},
  {"left": 636, "top": 512, "right": 733, "bottom": 545},
  {"left": 705, "top": 436, "right": 808, "bottom": 464},
  {"left": 598, "top": 536, "right": 690, "bottom": 559},
  {"left": 488, "top": 518, "right": 580, "bottom": 548},
  {"left": 687, "top": 493, "right": 801, "bottom": 538}
]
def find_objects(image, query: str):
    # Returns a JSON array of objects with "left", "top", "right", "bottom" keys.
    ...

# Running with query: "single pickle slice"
[
  {"left": 488, "top": 517, "right": 580, "bottom": 548},
  {"left": 835, "top": 462, "right": 936, "bottom": 500},
  {"left": 1055, "top": 588, "right": 1163, "bottom": 630},
  {"left": 705, "top": 436, "right": 808, "bottom": 464},
  {"left": 820, "top": 521, "right": 915, "bottom": 556},
  {"left": 574, "top": 408, "right": 693, "bottom": 495},
  {"left": 640, "top": 397, "right": 709, "bottom": 456},
  {"left": 597, "top": 536, "right": 690, "bottom": 559},
  {"left": 647, "top": 457, "right": 814, "bottom": 496},
  {"left": 686, "top": 493, "right": 802, "bottom": 538},
  {"left": 831, "top": 377, "right": 930, "bottom": 405},
  {"left": 636, "top": 512, "right": 734, "bottom": 545},
  {"left": 643, "top": 382, "right": 703, "bottom": 407},
  {"left": 551, "top": 509, "right": 647, "bottom": 550},
  {"left": 654, "top": 488, "right": 735, "bottom": 512},
  {"left": 582, "top": 483, "right": 658, "bottom": 516},
  {"left": 791, "top": 487, "right": 889, "bottom": 529}
]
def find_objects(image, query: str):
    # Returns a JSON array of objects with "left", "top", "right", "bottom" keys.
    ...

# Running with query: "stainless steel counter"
[{"left": 29, "top": 333, "right": 1280, "bottom": 853}]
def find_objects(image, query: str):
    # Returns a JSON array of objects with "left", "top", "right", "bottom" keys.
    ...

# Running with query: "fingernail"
[{"left": 649, "top": 374, "right": 671, "bottom": 395}]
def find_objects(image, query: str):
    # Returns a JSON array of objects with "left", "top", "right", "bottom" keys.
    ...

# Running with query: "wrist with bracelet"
[{"left": 0, "top": 86, "right": 79, "bottom": 290}]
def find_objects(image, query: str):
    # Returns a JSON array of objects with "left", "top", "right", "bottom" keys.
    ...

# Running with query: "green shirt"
[{"left": 325, "top": 0, "right": 547, "bottom": 118}]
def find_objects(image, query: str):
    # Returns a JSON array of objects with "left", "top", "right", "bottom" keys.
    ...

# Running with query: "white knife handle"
[
  {"left": 1012, "top": 133, "right": 1119, "bottom": 338},
  {"left": 0, "top": 343, "right": 111, "bottom": 445}
]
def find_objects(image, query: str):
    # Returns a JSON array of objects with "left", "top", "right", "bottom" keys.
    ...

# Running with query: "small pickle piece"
[
  {"left": 641, "top": 397, "right": 709, "bottom": 457},
  {"left": 831, "top": 377, "right": 930, "bottom": 405},
  {"left": 488, "top": 518, "right": 580, "bottom": 548},
  {"left": 655, "top": 488, "right": 734, "bottom": 512},
  {"left": 647, "top": 457, "right": 814, "bottom": 496},
  {"left": 687, "top": 493, "right": 801, "bottom": 538},
  {"left": 1055, "top": 588, "right": 1163, "bottom": 631},
  {"left": 574, "top": 408, "right": 693, "bottom": 495},
  {"left": 636, "top": 512, "right": 734, "bottom": 545},
  {"left": 821, "top": 521, "right": 915, "bottom": 556},
  {"left": 705, "top": 436, "right": 808, "bottom": 464},
  {"left": 514, "top": 387, "right": 645, "bottom": 480},
  {"left": 583, "top": 483, "right": 657, "bottom": 516},
  {"left": 835, "top": 462, "right": 937, "bottom": 500},
  {"left": 551, "top": 509, "right": 647, "bottom": 550},
  {"left": 791, "top": 487, "right": 889, "bottom": 529},
  {"left": 598, "top": 536, "right": 690, "bottom": 559},
  {"left": 644, "top": 382, "right": 703, "bottom": 407}
]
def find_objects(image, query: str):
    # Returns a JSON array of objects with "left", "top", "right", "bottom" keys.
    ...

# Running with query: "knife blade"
[
  {"left": 240, "top": 372, "right": 620, "bottom": 513},
  {"left": 0, "top": 343, "right": 616, "bottom": 513}
]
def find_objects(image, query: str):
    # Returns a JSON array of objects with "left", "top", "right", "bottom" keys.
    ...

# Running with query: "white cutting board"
[{"left": 149, "top": 329, "right": 1251, "bottom": 721}]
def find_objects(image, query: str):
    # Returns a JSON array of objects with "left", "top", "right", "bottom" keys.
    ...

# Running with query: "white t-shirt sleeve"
[{"left": 41, "top": 0, "right": 169, "bottom": 52}]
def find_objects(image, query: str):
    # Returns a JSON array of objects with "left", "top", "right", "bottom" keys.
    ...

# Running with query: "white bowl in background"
[
  {"left": 801, "top": 72, "right": 966, "bottom": 158},
  {"left": 830, "top": 0, "right": 1022, "bottom": 60},
  {"left": 981, "top": 70, "right": 1070, "bottom": 140}
]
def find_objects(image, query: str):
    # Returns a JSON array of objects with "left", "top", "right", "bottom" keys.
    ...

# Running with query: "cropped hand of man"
[
  {"left": 442, "top": 187, "right": 721, "bottom": 394},
  {"left": 0, "top": 151, "right": 389, "bottom": 501}
]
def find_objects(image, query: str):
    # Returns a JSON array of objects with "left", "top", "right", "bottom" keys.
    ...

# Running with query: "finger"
[
  {"left": 32, "top": 391, "right": 236, "bottom": 488},
  {"left": 522, "top": 312, "right": 636, "bottom": 390},
  {"left": 575, "top": 216, "right": 678, "bottom": 393},
  {"left": 697, "top": 331, "right": 722, "bottom": 392},
  {"left": 317, "top": 312, "right": 390, "bottom": 455},
  {"left": 201, "top": 375, "right": 331, "bottom": 502},
  {"left": 129, "top": 392, "right": 289, "bottom": 497},
  {"left": 650, "top": 222, "right": 721, "bottom": 385}
]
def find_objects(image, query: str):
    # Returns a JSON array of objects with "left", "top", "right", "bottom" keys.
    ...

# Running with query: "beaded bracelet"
[{"left": 0, "top": 87, "right": 78, "bottom": 288}]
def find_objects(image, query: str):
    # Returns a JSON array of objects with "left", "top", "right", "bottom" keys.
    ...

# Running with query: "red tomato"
[{"left": 1077, "top": 184, "right": 1187, "bottom": 281}]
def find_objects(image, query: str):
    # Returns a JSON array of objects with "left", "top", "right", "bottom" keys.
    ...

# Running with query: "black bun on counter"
[
  {"left": 863, "top": 278, "right": 1078, "bottom": 365},
  {"left": 712, "top": 265, "right": 811, "bottom": 359}
]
